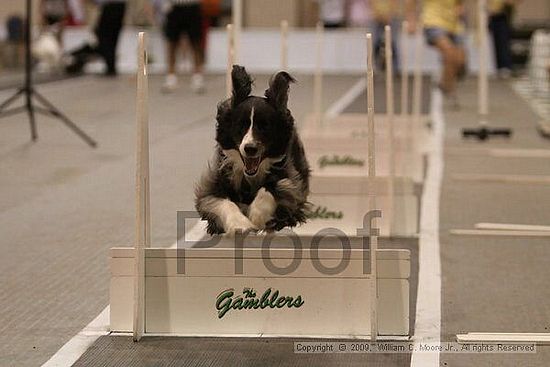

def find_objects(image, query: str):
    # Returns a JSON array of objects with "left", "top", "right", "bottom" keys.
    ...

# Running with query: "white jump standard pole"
[
  {"left": 313, "top": 22, "right": 324, "bottom": 126},
  {"left": 231, "top": 0, "right": 242, "bottom": 63},
  {"left": 412, "top": 21, "right": 423, "bottom": 128},
  {"left": 401, "top": 21, "right": 410, "bottom": 119},
  {"left": 462, "top": 0, "right": 511, "bottom": 140},
  {"left": 133, "top": 32, "right": 151, "bottom": 342},
  {"left": 280, "top": 20, "right": 289, "bottom": 70},
  {"left": 226, "top": 24, "right": 235, "bottom": 99},
  {"left": 385, "top": 25, "right": 396, "bottom": 237},
  {"left": 366, "top": 33, "right": 379, "bottom": 341},
  {"left": 401, "top": 20, "right": 413, "bottom": 155}
]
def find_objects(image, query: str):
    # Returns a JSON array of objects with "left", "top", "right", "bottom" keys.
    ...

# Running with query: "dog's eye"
[
  {"left": 256, "top": 121, "right": 269, "bottom": 133},
  {"left": 239, "top": 121, "right": 249, "bottom": 134}
]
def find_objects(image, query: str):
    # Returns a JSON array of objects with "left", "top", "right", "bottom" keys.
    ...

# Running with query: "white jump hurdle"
[
  {"left": 110, "top": 32, "right": 411, "bottom": 341},
  {"left": 301, "top": 26, "right": 422, "bottom": 237}
]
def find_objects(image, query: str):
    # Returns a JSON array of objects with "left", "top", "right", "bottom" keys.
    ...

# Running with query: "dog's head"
[{"left": 216, "top": 65, "right": 296, "bottom": 177}]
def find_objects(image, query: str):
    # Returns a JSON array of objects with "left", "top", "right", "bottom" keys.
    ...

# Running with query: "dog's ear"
[
  {"left": 231, "top": 65, "right": 253, "bottom": 106},
  {"left": 265, "top": 71, "right": 296, "bottom": 111}
]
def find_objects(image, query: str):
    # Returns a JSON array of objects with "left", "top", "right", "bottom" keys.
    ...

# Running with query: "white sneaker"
[
  {"left": 162, "top": 74, "right": 178, "bottom": 93},
  {"left": 191, "top": 73, "right": 206, "bottom": 94}
]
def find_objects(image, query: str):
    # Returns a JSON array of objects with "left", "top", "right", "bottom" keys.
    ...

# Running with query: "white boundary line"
[
  {"left": 42, "top": 219, "right": 206, "bottom": 365},
  {"left": 457, "top": 332, "right": 550, "bottom": 344},
  {"left": 324, "top": 77, "right": 367, "bottom": 120},
  {"left": 475, "top": 222, "right": 550, "bottom": 232},
  {"left": 410, "top": 88, "right": 444, "bottom": 367},
  {"left": 450, "top": 229, "right": 550, "bottom": 237},
  {"left": 41, "top": 307, "right": 110, "bottom": 367}
]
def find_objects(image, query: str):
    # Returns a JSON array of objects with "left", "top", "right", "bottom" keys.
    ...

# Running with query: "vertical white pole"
[
  {"left": 401, "top": 21, "right": 413, "bottom": 154},
  {"left": 133, "top": 32, "right": 150, "bottom": 342},
  {"left": 232, "top": 0, "right": 242, "bottom": 63},
  {"left": 281, "top": 20, "right": 289, "bottom": 70},
  {"left": 366, "top": 33, "right": 378, "bottom": 341},
  {"left": 412, "top": 22, "right": 423, "bottom": 149},
  {"left": 478, "top": 0, "right": 489, "bottom": 125},
  {"left": 226, "top": 24, "right": 235, "bottom": 99},
  {"left": 401, "top": 21, "right": 409, "bottom": 118},
  {"left": 385, "top": 25, "right": 395, "bottom": 236},
  {"left": 313, "top": 22, "right": 324, "bottom": 126}
]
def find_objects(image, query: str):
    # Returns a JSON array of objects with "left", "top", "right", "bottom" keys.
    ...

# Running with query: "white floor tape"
[
  {"left": 41, "top": 306, "right": 109, "bottom": 367},
  {"left": 324, "top": 77, "right": 367, "bottom": 120},
  {"left": 410, "top": 89, "right": 443, "bottom": 367}
]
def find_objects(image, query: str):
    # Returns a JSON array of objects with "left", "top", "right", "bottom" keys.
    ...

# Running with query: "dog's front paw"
[
  {"left": 224, "top": 215, "right": 258, "bottom": 236},
  {"left": 248, "top": 188, "right": 277, "bottom": 230}
]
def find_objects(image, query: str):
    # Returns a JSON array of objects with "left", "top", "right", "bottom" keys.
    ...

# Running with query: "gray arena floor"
[{"left": 1, "top": 73, "right": 549, "bottom": 366}]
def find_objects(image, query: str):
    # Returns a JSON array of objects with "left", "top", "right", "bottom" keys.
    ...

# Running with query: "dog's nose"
[{"left": 244, "top": 144, "right": 259, "bottom": 156}]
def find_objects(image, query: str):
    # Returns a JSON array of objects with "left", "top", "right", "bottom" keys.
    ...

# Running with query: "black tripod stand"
[{"left": 0, "top": 0, "right": 97, "bottom": 147}]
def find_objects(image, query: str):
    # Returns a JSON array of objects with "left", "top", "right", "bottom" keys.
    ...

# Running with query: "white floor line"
[
  {"left": 410, "top": 88, "right": 444, "bottom": 367},
  {"left": 324, "top": 77, "right": 367, "bottom": 120},
  {"left": 41, "top": 306, "right": 110, "bottom": 367}
]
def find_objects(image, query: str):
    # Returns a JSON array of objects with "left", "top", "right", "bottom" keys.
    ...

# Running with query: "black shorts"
[
  {"left": 44, "top": 14, "right": 64, "bottom": 25},
  {"left": 163, "top": 4, "right": 202, "bottom": 44}
]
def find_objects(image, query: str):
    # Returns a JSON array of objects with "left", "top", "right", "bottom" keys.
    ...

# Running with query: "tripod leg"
[
  {"left": 27, "top": 102, "right": 38, "bottom": 141},
  {"left": 0, "top": 88, "right": 24, "bottom": 114},
  {"left": 32, "top": 90, "right": 97, "bottom": 148},
  {"left": 24, "top": 86, "right": 38, "bottom": 141}
]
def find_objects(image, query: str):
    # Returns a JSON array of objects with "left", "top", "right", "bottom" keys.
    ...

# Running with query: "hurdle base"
[{"left": 461, "top": 127, "right": 513, "bottom": 141}]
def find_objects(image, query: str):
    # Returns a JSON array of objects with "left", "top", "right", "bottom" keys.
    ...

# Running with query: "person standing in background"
[
  {"left": 158, "top": 0, "right": 205, "bottom": 94},
  {"left": 94, "top": 0, "right": 127, "bottom": 76},
  {"left": 489, "top": 0, "right": 517, "bottom": 78},
  {"left": 65, "top": 0, "right": 127, "bottom": 76},
  {"left": 406, "top": 0, "right": 465, "bottom": 105}
]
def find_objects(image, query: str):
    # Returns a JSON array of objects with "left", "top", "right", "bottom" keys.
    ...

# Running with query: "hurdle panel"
[
  {"left": 110, "top": 243, "right": 410, "bottom": 338},
  {"left": 296, "top": 193, "right": 418, "bottom": 238}
]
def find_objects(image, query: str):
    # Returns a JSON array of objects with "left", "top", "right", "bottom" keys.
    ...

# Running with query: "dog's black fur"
[{"left": 195, "top": 65, "right": 310, "bottom": 235}]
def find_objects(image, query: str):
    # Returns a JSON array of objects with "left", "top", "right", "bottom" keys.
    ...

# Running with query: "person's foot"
[
  {"left": 162, "top": 74, "right": 178, "bottom": 93},
  {"left": 444, "top": 92, "right": 461, "bottom": 111},
  {"left": 498, "top": 68, "right": 512, "bottom": 80},
  {"left": 64, "top": 56, "right": 86, "bottom": 75},
  {"left": 191, "top": 73, "right": 206, "bottom": 94},
  {"left": 437, "top": 83, "right": 460, "bottom": 110}
]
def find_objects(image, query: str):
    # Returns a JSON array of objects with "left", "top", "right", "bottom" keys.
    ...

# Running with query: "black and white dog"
[{"left": 195, "top": 65, "right": 310, "bottom": 235}]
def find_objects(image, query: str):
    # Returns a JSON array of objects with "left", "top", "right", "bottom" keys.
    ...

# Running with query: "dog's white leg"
[
  {"left": 248, "top": 188, "right": 277, "bottom": 230},
  {"left": 201, "top": 197, "right": 257, "bottom": 235}
]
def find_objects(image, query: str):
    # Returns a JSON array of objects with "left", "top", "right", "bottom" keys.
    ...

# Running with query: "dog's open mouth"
[{"left": 242, "top": 156, "right": 262, "bottom": 176}]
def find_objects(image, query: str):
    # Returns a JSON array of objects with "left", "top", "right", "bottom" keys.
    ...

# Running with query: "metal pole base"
[{"left": 461, "top": 126, "right": 513, "bottom": 141}]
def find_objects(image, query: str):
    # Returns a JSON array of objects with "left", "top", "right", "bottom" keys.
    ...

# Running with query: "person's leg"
[
  {"left": 489, "top": 15, "right": 504, "bottom": 70},
  {"left": 490, "top": 13, "right": 513, "bottom": 75},
  {"left": 432, "top": 35, "right": 460, "bottom": 94},
  {"left": 373, "top": 21, "right": 385, "bottom": 69},
  {"left": 104, "top": 2, "right": 126, "bottom": 75},
  {"left": 451, "top": 33, "right": 467, "bottom": 80},
  {"left": 94, "top": 2, "right": 125, "bottom": 75},
  {"left": 390, "top": 18, "right": 400, "bottom": 72},
  {"left": 184, "top": 4, "right": 205, "bottom": 92},
  {"left": 166, "top": 41, "right": 178, "bottom": 75},
  {"left": 162, "top": 6, "right": 181, "bottom": 92}
]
